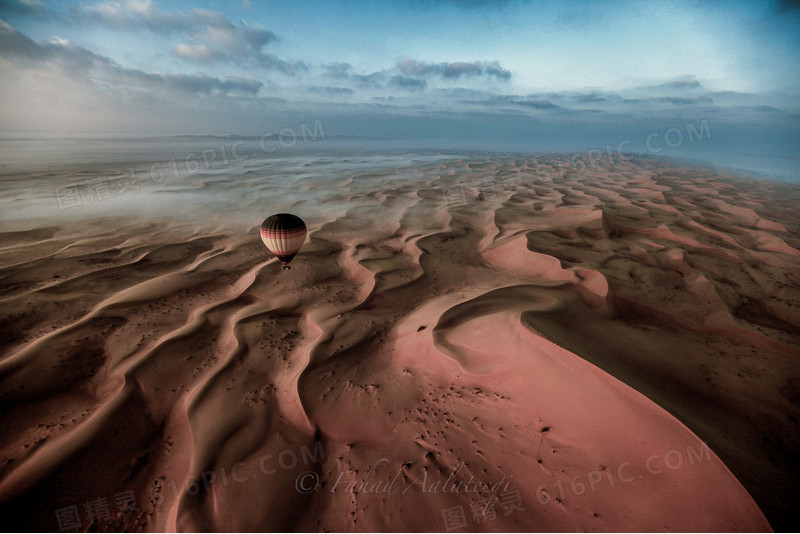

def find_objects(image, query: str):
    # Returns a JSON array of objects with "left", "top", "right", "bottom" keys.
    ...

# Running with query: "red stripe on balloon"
[{"left": 260, "top": 228, "right": 307, "bottom": 239}]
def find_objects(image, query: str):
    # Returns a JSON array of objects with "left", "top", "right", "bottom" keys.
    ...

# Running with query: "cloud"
[
  {"left": 661, "top": 79, "right": 702, "bottom": 90},
  {"left": 454, "top": 85, "right": 732, "bottom": 117},
  {"left": 389, "top": 75, "right": 427, "bottom": 91},
  {"left": 172, "top": 43, "right": 221, "bottom": 63},
  {"left": 308, "top": 86, "right": 355, "bottom": 96},
  {"left": 180, "top": 10, "right": 278, "bottom": 61},
  {"left": 530, "top": 85, "right": 711, "bottom": 108},
  {"left": 74, "top": 0, "right": 190, "bottom": 33},
  {"left": 651, "top": 77, "right": 702, "bottom": 91},
  {"left": 72, "top": 0, "right": 304, "bottom": 74},
  {"left": 396, "top": 55, "right": 511, "bottom": 80},
  {"left": 350, "top": 71, "right": 390, "bottom": 88},
  {"left": 516, "top": 83, "right": 722, "bottom": 112},
  {"left": 514, "top": 99, "right": 558, "bottom": 109},
  {"left": 441, "top": 62, "right": 484, "bottom": 78},
  {"left": 409, "top": 0, "right": 531, "bottom": 8},
  {"left": 164, "top": 74, "right": 262, "bottom": 95},
  {"left": 396, "top": 56, "right": 433, "bottom": 77},
  {"left": 120, "top": 69, "right": 264, "bottom": 95},
  {"left": 465, "top": 94, "right": 558, "bottom": 111},
  {"left": 1, "top": 6, "right": 793, "bottom": 141},
  {"left": 0, "top": 21, "right": 262, "bottom": 96},
  {"left": 180, "top": 15, "right": 305, "bottom": 74},
  {"left": 0, "top": 20, "right": 106, "bottom": 74},
  {"left": 308, "top": 56, "right": 509, "bottom": 97},
  {"left": 576, "top": 93, "right": 609, "bottom": 103},
  {"left": 653, "top": 96, "right": 713, "bottom": 106},
  {"left": 707, "top": 90, "right": 751, "bottom": 98},
  {"left": 252, "top": 53, "right": 305, "bottom": 75},
  {"left": 165, "top": 74, "right": 262, "bottom": 95},
  {"left": 322, "top": 62, "right": 352, "bottom": 79}
]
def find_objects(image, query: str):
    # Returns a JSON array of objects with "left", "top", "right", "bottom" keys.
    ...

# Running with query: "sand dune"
[{"left": 1, "top": 152, "right": 798, "bottom": 531}]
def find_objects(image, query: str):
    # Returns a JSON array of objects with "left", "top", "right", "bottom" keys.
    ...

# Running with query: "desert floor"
[{"left": 1, "top": 151, "right": 798, "bottom": 531}]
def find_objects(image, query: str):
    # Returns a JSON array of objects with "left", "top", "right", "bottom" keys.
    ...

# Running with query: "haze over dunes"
[{"left": 1, "top": 150, "right": 797, "bottom": 531}]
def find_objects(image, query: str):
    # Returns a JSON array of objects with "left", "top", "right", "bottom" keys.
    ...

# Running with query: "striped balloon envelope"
[{"left": 260, "top": 213, "right": 307, "bottom": 270}]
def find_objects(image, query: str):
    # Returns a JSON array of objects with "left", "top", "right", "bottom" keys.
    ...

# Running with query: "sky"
[{"left": 0, "top": 0, "right": 799, "bottom": 162}]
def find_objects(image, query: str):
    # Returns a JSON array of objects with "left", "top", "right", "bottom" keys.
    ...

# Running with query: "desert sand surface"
[{"left": 1, "top": 150, "right": 797, "bottom": 532}]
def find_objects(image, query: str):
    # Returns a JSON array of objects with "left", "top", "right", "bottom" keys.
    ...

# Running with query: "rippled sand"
[{"left": 1, "top": 151, "right": 798, "bottom": 531}]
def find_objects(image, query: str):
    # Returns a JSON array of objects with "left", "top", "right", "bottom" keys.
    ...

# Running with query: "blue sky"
[{"left": 0, "top": 0, "right": 798, "bottom": 160}]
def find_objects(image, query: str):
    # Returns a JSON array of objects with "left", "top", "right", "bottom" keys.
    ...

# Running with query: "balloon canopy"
[{"left": 260, "top": 213, "right": 307, "bottom": 270}]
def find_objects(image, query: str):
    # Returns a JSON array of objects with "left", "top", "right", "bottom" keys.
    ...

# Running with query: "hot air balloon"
[{"left": 260, "top": 213, "right": 307, "bottom": 270}]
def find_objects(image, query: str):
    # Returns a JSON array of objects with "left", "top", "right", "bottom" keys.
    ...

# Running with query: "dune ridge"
[{"left": 1, "top": 153, "right": 798, "bottom": 531}]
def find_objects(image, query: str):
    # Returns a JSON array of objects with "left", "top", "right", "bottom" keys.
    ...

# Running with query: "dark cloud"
[
  {"left": 251, "top": 53, "right": 306, "bottom": 75},
  {"left": 653, "top": 96, "right": 713, "bottom": 106},
  {"left": 482, "top": 62, "right": 512, "bottom": 80},
  {"left": 397, "top": 56, "right": 511, "bottom": 80},
  {"left": 525, "top": 90, "right": 613, "bottom": 106},
  {"left": 514, "top": 99, "right": 558, "bottom": 109},
  {"left": 317, "top": 64, "right": 393, "bottom": 89},
  {"left": 466, "top": 94, "right": 558, "bottom": 110},
  {"left": 707, "top": 90, "right": 751, "bottom": 98},
  {"left": 352, "top": 71, "right": 389, "bottom": 88},
  {"left": 457, "top": 86, "right": 728, "bottom": 115},
  {"left": 215, "top": 76, "right": 263, "bottom": 95},
  {"left": 576, "top": 93, "right": 608, "bottom": 103},
  {"left": 631, "top": 77, "right": 704, "bottom": 95},
  {"left": 389, "top": 75, "right": 427, "bottom": 91},
  {"left": 321, "top": 62, "right": 352, "bottom": 79},
  {"left": 433, "top": 87, "right": 493, "bottom": 99},
  {"left": 409, "top": 0, "right": 531, "bottom": 8},
  {"left": 441, "top": 62, "right": 484, "bottom": 78},
  {"left": 655, "top": 79, "right": 702, "bottom": 90},
  {"left": 129, "top": 71, "right": 263, "bottom": 95},
  {"left": 308, "top": 86, "right": 355, "bottom": 96},
  {"left": 119, "top": 68, "right": 262, "bottom": 96},
  {"left": 397, "top": 56, "right": 433, "bottom": 77},
  {"left": 440, "top": 60, "right": 510, "bottom": 80}
]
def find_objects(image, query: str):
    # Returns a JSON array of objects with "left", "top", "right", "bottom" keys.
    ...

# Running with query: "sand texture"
[{"left": 1, "top": 152, "right": 797, "bottom": 531}]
